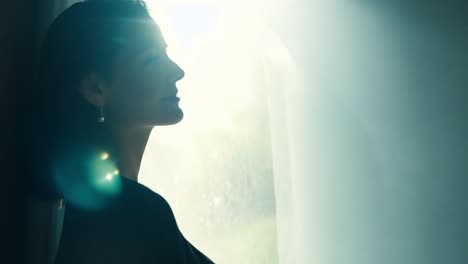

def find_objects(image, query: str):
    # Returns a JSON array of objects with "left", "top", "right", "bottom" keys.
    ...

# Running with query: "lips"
[{"left": 160, "top": 96, "right": 180, "bottom": 102}]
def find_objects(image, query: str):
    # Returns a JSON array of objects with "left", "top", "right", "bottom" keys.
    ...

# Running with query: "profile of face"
[{"left": 79, "top": 20, "right": 185, "bottom": 128}]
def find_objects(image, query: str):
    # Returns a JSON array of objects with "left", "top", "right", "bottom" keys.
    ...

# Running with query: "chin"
[{"left": 155, "top": 110, "right": 184, "bottom": 126}]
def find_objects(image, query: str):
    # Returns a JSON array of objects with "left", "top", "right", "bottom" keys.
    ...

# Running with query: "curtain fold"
[{"left": 267, "top": 1, "right": 468, "bottom": 264}]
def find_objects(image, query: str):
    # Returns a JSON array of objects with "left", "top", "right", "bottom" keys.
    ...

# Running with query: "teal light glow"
[
  {"left": 105, "top": 173, "right": 113, "bottom": 181},
  {"left": 53, "top": 149, "right": 122, "bottom": 210},
  {"left": 86, "top": 151, "right": 122, "bottom": 196}
]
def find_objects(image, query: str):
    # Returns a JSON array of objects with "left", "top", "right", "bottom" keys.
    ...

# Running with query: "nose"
[{"left": 169, "top": 60, "right": 185, "bottom": 83}]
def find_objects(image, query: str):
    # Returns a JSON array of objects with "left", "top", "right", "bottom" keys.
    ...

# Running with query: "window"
[{"left": 139, "top": 1, "right": 295, "bottom": 263}]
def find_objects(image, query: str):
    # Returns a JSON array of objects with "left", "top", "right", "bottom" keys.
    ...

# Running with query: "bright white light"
[
  {"left": 100, "top": 152, "right": 109, "bottom": 160},
  {"left": 213, "top": 196, "right": 221, "bottom": 206},
  {"left": 105, "top": 173, "right": 113, "bottom": 181},
  {"left": 146, "top": 0, "right": 295, "bottom": 140},
  {"left": 142, "top": 1, "right": 296, "bottom": 263}
]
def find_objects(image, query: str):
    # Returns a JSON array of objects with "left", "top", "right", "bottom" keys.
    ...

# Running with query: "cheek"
[
  {"left": 132, "top": 70, "right": 165, "bottom": 98},
  {"left": 115, "top": 67, "right": 165, "bottom": 101},
  {"left": 107, "top": 71, "right": 169, "bottom": 123}
]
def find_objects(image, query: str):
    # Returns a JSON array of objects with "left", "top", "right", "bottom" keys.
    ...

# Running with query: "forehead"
[{"left": 115, "top": 19, "right": 166, "bottom": 57}]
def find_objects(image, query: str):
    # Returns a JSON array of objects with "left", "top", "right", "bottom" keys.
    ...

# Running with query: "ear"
[{"left": 78, "top": 72, "right": 109, "bottom": 108}]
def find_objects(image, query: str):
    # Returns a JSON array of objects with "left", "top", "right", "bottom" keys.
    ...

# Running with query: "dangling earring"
[{"left": 97, "top": 105, "right": 105, "bottom": 123}]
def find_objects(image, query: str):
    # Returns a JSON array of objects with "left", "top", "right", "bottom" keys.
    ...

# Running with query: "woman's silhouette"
[{"left": 25, "top": 0, "right": 213, "bottom": 263}]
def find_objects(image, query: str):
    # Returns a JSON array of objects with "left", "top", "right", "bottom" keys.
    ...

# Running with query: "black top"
[{"left": 55, "top": 177, "right": 214, "bottom": 264}]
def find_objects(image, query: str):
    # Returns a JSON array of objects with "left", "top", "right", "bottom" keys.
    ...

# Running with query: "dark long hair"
[{"left": 25, "top": 0, "right": 153, "bottom": 202}]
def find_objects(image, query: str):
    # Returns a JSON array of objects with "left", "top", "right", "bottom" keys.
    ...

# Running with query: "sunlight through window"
[{"left": 140, "top": 1, "right": 297, "bottom": 263}]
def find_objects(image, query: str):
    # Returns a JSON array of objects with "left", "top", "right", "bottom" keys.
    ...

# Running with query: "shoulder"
[
  {"left": 119, "top": 177, "right": 177, "bottom": 224},
  {"left": 109, "top": 178, "right": 215, "bottom": 263},
  {"left": 121, "top": 177, "right": 169, "bottom": 206}
]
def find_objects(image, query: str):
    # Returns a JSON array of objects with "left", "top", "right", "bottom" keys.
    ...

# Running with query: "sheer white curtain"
[{"left": 267, "top": 1, "right": 468, "bottom": 263}]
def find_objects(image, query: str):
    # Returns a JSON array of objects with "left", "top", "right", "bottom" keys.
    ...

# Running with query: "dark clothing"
[{"left": 55, "top": 177, "right": 214, "bottom": 264}]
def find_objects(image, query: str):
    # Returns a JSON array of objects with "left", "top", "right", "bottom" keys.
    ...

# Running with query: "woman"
[{"left": 26, "top": 0, "right": 214, "bottom": 263}]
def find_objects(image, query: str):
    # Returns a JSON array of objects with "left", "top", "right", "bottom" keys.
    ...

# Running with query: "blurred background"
[
  {"left": 2, "top": 0, "right": 468, "bottom": 263},
  {"left": 140, "top": 1, "right": 288, "bottom": 263}
]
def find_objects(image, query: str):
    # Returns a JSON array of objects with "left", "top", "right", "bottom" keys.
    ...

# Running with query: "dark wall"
[{"left": 1, "top": 0, "right": 37, "bottom": 262}]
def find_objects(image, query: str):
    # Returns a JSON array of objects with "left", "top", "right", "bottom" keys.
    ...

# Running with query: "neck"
[{"left": 110, "top": 125, "right": 153, "bottom": 182}]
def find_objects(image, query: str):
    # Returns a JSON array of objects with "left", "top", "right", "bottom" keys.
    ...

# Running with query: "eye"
[{"left": 143, "top": 54, "right": 161, "bottom": 65}]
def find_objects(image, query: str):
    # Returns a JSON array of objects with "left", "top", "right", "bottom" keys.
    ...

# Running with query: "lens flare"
[
  {"left": 105, "top": 173, "right": 113, "bottom": 181},
  {"left": 100, "top": 152, "right": 109, "bottom": 160},
  {"left": 53, "top": 149, "right": 123, "bottom": 210}
]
